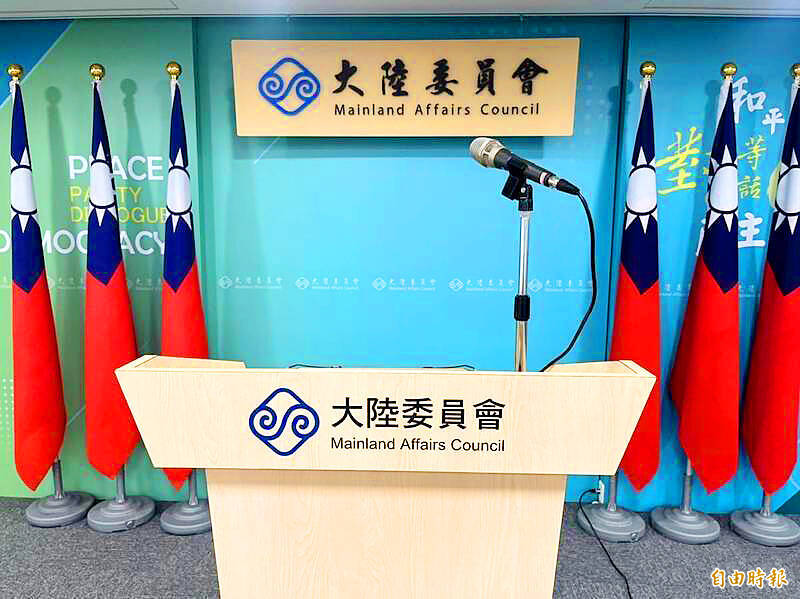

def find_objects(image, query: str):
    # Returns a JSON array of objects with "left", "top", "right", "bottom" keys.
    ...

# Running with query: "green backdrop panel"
[{"left": 0, "top": 18, "right": 200, "bottom": 500}]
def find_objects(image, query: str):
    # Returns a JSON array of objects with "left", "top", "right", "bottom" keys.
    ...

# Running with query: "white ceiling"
[{"left": 1, "top": 0, "right": 800, "bottom": 18}]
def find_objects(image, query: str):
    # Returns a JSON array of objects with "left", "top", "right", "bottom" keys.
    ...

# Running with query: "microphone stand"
[{"left": 501, "top": 164, "right": 533, "bottom": 372}]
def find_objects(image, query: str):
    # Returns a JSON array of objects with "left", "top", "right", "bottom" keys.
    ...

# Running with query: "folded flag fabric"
[
  {"left": 161, "top": 78, "right": 209, "bottom": 490},
  {"left": 612, "top": 77, "right": 661, "bottom": 491},
  {"left": 85, "top": 79, "right": 141, "bottom": 479},
  {"left": 742, "top": 79, "right": 800, "bottom": 495},
  {"left": 669, "top": 76, "right": 740, "bottom": 494}
]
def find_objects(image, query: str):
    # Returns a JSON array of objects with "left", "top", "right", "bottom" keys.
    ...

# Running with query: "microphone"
[{"left": 469, "top": 137, "right": 580, "bottom": 196}]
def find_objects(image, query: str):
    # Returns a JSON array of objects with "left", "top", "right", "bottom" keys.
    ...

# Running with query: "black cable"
[
  {"left": 541, "top": 191, "right": 597, "bottom": 372},
  {"left": 578, "top": 489, "right": 633, "bottom": 599}
]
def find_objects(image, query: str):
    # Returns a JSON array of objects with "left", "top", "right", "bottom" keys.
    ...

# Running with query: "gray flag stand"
[
  {"left": 731, "top": 493, "right": 800, "bottom": 547},
  {"left": 87, "top": 465, "right": 155, "bottom": 533},
  {"left": 25, "top": 460, "right": 94, "bottom": 527},
  {"left": 651, "top": 459, "right": 720, "bottom": 544},
  {"left": 577, "top": 473, "right": 646, "bottom": 542},
  {"left": 160, "top": 468, "right": 211, "bottom": 535}
]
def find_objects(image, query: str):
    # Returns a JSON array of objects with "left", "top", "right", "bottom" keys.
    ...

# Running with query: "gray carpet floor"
[{"left": 1, "top": 498, "right": 799, "bottom": 598}]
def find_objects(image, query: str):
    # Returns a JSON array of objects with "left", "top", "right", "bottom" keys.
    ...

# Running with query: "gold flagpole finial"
[
  {"left": 166, "top": 62, "right": 182, "bottom": 80},
  {"left": 89, "top": 63, "right": 105, "bottom": 81},
  {"left": 721, "top": 62, "right": 737, "bottom": 79},
  {"left": 7, "top": 64, "right": 23, "bottom": 81},
  {"left": 640, "top": 61, "right": 656, "bottom": 78},
  {"left": 792, "top": 63, "right": 800, "bottom": 78}
]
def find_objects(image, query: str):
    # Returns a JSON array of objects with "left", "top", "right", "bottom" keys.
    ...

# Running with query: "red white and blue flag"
[
  {"left": 742, "top": 78, "right": 800, "bottom": 495},
  {"left": 669, "top": 77, "right": 740, "bottom": 493},
  {"left": 10, "top": 78, "right": 66, "bottom": 491},
  {"left": 612, "top": 77, "right": 661, "bottom": 491},
  {"left": 161, "top": 78, "right": 209, "bottom": 490},
  {"left": 85, "top": 80, "right": 140, "bottom": 479}
]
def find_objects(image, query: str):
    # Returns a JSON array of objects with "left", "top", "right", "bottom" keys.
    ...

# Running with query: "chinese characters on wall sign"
[{"left": 231, "top": 39, "right": 580, "bottom": 136}]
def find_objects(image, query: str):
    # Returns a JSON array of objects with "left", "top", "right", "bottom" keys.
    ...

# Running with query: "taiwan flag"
[
  {"left": 85, "top": 79, "right": 140, "bottom": 479},
  {"left": 161, "top": 77, "right": 209, "bottom": 490},
  {"left": 669, "top": 76, "right": 739, "bottom": 494},
  {"left": 612, "top": 77, "right": 661, "bottom": 491},
  {"left": 742, "top": 79, "right": 800, "bottom": 495},
  {"left": 10, "top": 78, "right": 66, "bottom": 491}
]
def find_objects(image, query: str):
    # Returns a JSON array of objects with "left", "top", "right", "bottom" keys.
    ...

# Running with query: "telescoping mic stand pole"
[{"left": 502, "top": 165, "right": 533, "bottom": 373}]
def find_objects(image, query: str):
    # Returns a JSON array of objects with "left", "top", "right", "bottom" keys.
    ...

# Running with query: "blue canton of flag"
[
  {"left": 10, "top": 81, "right": 44, "bottom": 293},
  {"left": 164, "top": 83, "right": 196, "bottom": 292},
  {"left": 621, "top": 79, "right": 658, "bottom": 294},
  {"left": 769, "top": 84, "right": 800, "bottom": 295},
  {"left": 87, "top": 81, "right": 123, "bottom": 285},
  {"left": 702, "top": 80, "right": 739, "bottom": 293}
]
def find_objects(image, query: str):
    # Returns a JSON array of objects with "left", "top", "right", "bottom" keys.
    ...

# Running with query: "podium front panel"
[{"left": 207, "top": 469, "right": 567, "bottom": 599}]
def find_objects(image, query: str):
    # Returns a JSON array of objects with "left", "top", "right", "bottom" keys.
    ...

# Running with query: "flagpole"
[
  {"left": 652, "top": 63, "right": 742, "bottom": 546},
  {"left": 7, "top": 64, "right": 95, "bottom": 528},
  {"left": 576, "top": 62, "right": 656, "bottom": 544},
  {"left": 730, "top": 64, "right": 800, "bottom": 548},
  {"left": 158, "top": 61, "right": 212, "bottom": 536},
  {"left": 81, "top": 63, "right": 154, "bottom": 533}
]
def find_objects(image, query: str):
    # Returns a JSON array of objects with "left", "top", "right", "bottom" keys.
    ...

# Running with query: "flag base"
[
  {"left": 651, "top": 506, "right": 720, "bottom": 544},
  {"left": 160, "top": 499, "right": 211, "bottom": 535},
  {"left": 87, "top": 495, "right": 155, "bottom": 533},
  {"left": 577, "top": 502, "right": 646, "bottom": 542},
  {"left": 731, "top": 509, "right": 800, "bottom": 547},
  {"left": 25, "top": 491, "right": 94, "bottom": 528}
]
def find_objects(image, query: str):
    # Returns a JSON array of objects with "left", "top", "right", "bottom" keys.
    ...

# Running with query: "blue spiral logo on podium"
[
  {"left": 249, "top": 388, "right": 319, "bottom": 456},
  {"left": 258, "top": 57, "right": 321, "bottom": 116}
]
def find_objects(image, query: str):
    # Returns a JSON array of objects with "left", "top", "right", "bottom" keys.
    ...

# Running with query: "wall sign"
[{"left": 231, "top": 38, "right": 580, "bottom": 137}]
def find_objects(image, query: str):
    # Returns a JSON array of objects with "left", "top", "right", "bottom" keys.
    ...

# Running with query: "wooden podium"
[{"left": 116, "top": 356, "right": 654, "bottom": 599}]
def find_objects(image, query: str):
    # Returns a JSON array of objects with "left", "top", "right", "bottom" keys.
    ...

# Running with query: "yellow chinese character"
[
  {"left": 767, "top": 567, "right": 788, "bottom": 589},
  {"left": 747, "top": 567, "right": 766, "bottom": 588},
  {"left": 742, "top": 135, "right": 767, "bottom": 171},
  {"left": 711, "top": 568, "right": 726, "bottom": 589},
  {"left": 738, "top": 175, "right": 762, "bottom": 200},
  {"left": 728, "top": 570, "right": 745, "bottom": 587},
  {"left": 655, "top": 127, "right": 704, "bottom": 195}
]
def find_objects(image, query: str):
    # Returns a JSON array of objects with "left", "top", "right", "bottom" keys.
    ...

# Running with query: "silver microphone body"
[{"left": 469, "top": 137, "right": 579, "bottom": 195}]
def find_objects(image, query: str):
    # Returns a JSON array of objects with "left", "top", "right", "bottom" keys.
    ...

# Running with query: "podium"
[{"left": 116, "top": 356, "right": 654, "bottom": 599}]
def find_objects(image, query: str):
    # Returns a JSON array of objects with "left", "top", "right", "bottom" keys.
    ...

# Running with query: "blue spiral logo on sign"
[
  {"left": 258, "top": 57, "right": 321, "bottom": 116},
  {"left": 249, "top": 388, "right": 319, "bottom": 456}
]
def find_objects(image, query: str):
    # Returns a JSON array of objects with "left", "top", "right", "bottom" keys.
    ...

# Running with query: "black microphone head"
[{"left": 469, "top": 137, "right": 505, "bottom": 168}]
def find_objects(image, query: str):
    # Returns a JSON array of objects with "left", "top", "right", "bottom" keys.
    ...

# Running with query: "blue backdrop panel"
[
  {"left": 615, "top": 16, "right": 800, "bottom": 513},
  {"left": 193, "top": 16, "right": 625, "bottom": 501}
]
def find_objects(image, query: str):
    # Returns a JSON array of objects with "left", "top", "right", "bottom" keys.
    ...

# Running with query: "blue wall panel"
[{"left": 193, "top": 16, "right": 626, "bottom": 502}]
